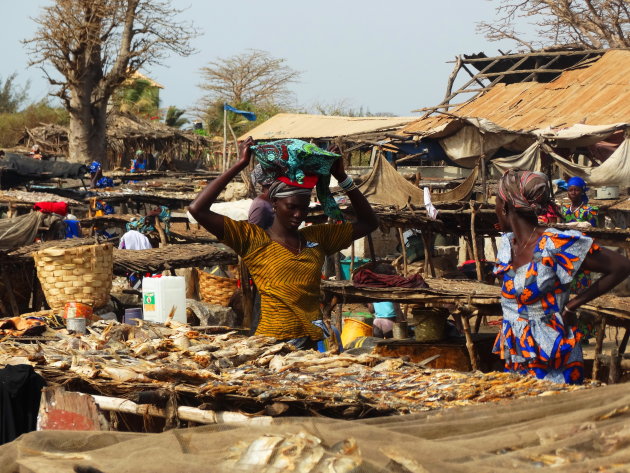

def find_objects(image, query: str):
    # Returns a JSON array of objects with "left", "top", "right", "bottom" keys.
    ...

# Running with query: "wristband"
[{"left": 338, "top": 176, "right": 354, "bottom": 190}]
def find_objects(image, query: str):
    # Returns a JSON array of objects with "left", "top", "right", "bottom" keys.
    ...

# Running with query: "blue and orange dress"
[{"left": 493, "top": 228, "right": 599, "bottom": 384}]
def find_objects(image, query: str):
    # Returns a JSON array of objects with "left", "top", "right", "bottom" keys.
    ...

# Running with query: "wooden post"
[
  {"left": 2, "top": 270, "right": 20, "bottom": 316},
  {"left": 222, "top": 105, "right": 228, "bottom": 172},
  {"left": 239, "top": 258, "right": 253, "bottom": 331},
  {"left": 154, "top": 217, "right": 168, "bottom": 248},
  {"left": 421, "top": 230, "right": 435, "bottom": 278},
  {"left": 366, "top": 232, "right": 376, "bottom": 263},
  {"left": 490, "top": 236, "right": 498, "bottom": 260},
  {"left": 349, "top": 241, "right": 355, "bottom": 274},
  {"left": 453, "top": 306, "right": 478, "bottom": 371},
  {"left": 609, "top": 346, "right": 621, "bottom": 385},
  {"left": 592, "top": 315, "right": 607, "bottom": 381},
  {"left": 398, "top": 228, "right": 408, "bottom": 276},
  {"left": 470, "top": 202, "right": 483, "bottom": 281}
]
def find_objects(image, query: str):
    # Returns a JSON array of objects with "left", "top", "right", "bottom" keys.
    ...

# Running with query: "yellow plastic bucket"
[{"left": 341, "top": 318, "right": 373, "bottom": 346}]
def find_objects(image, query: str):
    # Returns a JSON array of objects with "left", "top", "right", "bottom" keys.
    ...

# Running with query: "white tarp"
[
  {"left": 545, "top": 136, "right": 630, "bottom": 186},
  {"left": 491, "top": 142, "right": 542, "bottom": 174},
  {"left": 439, "top": 124, "right": 518, "bottom": 168},
  {"left": 533, "top": 123, "right": 628, "bottom": 148}
]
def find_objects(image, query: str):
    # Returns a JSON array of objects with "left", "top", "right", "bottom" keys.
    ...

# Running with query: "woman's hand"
[
  {"left": 237, "top": 136, "right": 255, "bottom": 168},
  {"left": 330, "top": 156, "right": 348, "bottom": 181}
]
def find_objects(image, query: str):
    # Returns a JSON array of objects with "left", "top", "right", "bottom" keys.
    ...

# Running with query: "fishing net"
[{"left": 1, "top": 382, "right": 629, "bottom": 472}]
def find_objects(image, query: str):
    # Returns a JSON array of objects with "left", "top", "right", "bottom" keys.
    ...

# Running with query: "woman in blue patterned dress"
[{"left": 493, "top": 170, "right": 630, "bottom": 384}]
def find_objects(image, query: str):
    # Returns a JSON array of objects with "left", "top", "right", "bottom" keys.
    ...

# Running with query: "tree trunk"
[{"left": 68, "top": 88, "right": 108, "bottom": 164}]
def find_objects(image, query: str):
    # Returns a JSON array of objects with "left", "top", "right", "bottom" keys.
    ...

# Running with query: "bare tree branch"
[{"left": 479, "top": 0, "right": 630, "bottom": 51}]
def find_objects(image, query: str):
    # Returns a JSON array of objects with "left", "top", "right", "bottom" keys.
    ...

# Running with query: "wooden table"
[{"left": 321, "top": 278, "right": 502, "bottom": 370}]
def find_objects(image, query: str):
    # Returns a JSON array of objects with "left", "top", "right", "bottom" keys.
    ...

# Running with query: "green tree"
[
  {"left": 113, "top": 78, "right": 161, "bottom": 118},
  {"left": 164, "top": 106, "right": 188, "bottom": 128},
  {"left": 0, "top": 73, "right": 30, "bottom": 114},
  {"left": 0, "top": 101, "right": 69, "bottom": 147}
]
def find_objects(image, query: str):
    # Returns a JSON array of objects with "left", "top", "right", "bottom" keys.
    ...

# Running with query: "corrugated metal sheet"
[
  {"left": 239, "top": 113, "right": 417, "bottom": 140},
  {"left": 402, "top": 50, "right": 630, "bottom": 135}
]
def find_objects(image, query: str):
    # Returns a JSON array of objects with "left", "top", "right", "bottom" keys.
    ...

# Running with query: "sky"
[{"left": 1, "top": 0, "right": 531, "bottom": 119}]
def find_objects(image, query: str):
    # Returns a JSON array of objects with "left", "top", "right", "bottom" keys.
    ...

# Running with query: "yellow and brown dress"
[{"left": 222, "top": 218, "right": 353, "bottom": 341}]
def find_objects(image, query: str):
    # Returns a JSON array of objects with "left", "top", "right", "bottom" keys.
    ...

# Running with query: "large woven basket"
[
  {"left": 34, "top": 243, "right": 113, "bottom": 310},
  {"left": 196, "top": 269, "right": 238, "bottom": 307}
]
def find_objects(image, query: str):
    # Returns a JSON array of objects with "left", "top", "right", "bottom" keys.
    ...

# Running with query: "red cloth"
[
  {"left": 278, "top": 175, "right": 319, "bottom": 188},
  {"left": 352, "top": 268, "right": 429, "bottom": 288},
  {"left": 33, "top": 202, "right": 68, "bottom": 216}
]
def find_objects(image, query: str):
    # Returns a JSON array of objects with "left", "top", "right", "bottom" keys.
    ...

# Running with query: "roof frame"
[{"left": 415, "top": 48, "right": 611, "bottom": 118}]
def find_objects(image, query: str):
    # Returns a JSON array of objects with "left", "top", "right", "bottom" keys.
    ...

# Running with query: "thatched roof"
[
  {"left": 22, "top": 113, "right": 211, "bottom": 152},
  {"left": 20, "top": 113, "right": 215, "bottom": 168}
]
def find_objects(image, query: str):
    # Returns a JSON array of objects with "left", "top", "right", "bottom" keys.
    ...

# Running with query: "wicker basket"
[
  {"left": 33, "top": 243, "right": 113, "bottom": 310},
  {"left": 196, "top": 269, "right": 238, "bottom": 307}
]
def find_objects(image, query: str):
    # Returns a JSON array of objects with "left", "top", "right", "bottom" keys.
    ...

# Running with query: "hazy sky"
[{"left": 2, "top": 1, "right": 528, "bottom": 118}]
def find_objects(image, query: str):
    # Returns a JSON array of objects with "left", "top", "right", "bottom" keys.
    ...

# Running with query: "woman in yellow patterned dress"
[{"left": 189, "top": 137, "right": 378, "bottom": 349}]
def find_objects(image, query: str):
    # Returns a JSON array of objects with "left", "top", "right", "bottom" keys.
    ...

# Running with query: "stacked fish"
[{"left": 0, "top": 320, "right": 589, "bottom": 418}]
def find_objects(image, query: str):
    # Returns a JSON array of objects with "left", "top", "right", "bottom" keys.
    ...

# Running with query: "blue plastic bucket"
[{"left": 339, "top": 258, "right": 370, "bottom": 280}]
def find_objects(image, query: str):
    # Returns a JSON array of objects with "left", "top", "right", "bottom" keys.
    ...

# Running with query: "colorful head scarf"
[
  {"left": 251, "top": 139, "right": 342, "bottom": 220},
  {"left": 567, "top": 176, "right": 589, "bottom": 204},
  {"left": 497, "top": 169, "right": 552, "bottom": 216}
]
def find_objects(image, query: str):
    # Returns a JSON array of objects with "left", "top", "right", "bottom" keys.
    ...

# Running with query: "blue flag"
[{"left": 224, "top": 104, "right": 257, "bottom": 121}]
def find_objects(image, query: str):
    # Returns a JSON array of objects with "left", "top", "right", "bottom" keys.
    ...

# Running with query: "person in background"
[
  {"left": 248, "top": 183, "right": 274, "bottom": 230},
  {"left": 189, "top": 137, "right": 378, "bottom": 350},
  {"left": 493, "top": 169, "right": 630, "bottom": 384},
  {"left": 130, "top": 150, "right": 147, "bottom": 173},
  {"left": 64, "top": 214, "right": 81, "bottom": 239},
  {"left": 29, "top": 145, "right": 43, "bottom": 160},
  {"left": 559, "top": 176, "right": 599, "bottom": 227},
  {"left": 368, "top": 301, "right": 404, "bottom": 338},
  {"left": 89, "top": 162, "right": 115, "bottom": 189}
]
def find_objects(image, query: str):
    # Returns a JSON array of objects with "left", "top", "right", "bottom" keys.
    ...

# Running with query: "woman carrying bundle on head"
[
  {"left": 493, "top": 170, "right": 630, "bottom": 384},
  {"left": 189, "top": 137, "right": 378, "bottom": 350}
]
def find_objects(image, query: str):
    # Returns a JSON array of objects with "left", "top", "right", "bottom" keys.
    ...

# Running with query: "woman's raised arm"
[
  {"left": 188, "top": 137, "right": 254, "bottom": 239},
  {"left": 330, "top": 157, "right": 378, "bottom": 240}
]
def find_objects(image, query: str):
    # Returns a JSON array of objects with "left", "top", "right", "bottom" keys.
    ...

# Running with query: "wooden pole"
[
  {"left": 350, "top": 241, "right": 355, "bottom": 274},
  {"left": 239, "top": 258, "right": 253, "bottom": 331},
  {"left": 470, "top": 202, "right": 483, "bottom": 281},
  {"left": 421, "top": 231, "right": 435, "bottom": 278},
  {"left": 2, "top": 270, "right": 20, "bottom": 316},
  {"left": 398, "top": 228, "right": 408, "bottom": 276},
  {"left": 592, "top": 315, "right": 607, "bottom": 381},
  {"left": 366, "top": 232, "right": 376, "bottom": 263},
  {"left": 609, "top": 346, "right": 621, "bottom": 385},
  {"left": 222, "top": 105, "right": 228, "bottom": 172}
]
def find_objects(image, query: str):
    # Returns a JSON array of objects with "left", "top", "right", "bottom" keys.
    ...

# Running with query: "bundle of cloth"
[
  {"left": 250, "top": 139, "right": 343, "bottom": 220},
  {"left": 33, "top": 201, "right": 68, "bottom": 216},
  {"left": 126, "top": 206, "right": 171, "bottom": 235}
]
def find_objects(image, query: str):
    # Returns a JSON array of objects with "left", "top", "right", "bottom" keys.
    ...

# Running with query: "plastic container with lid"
[{"left": 142, "top": 276, "right": 187, "bottom": 324}]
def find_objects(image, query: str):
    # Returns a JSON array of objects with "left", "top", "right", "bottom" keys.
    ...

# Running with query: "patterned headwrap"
[
  {"left": 567, "top": 176, "right": 589, "bottom": 204},
  {"left": 89, "top": 161, "right": 102, "bottom": 174},
  {"left": 268, "top": 180, "right": 313, "bottom": 200},
  {"left": 251, "top": 139, "right": 342, "bottom": 220},
  {"left": 497, "top": 169, "right": 552, "bottom": 216}
]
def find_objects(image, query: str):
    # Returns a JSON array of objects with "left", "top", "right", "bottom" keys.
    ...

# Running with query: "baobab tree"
[
  {"left": 25, "top": 0, "right": 197, "bottom": 163},
  {"left": 479, "top": 0, "right": 630, "bottom": 51}
]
